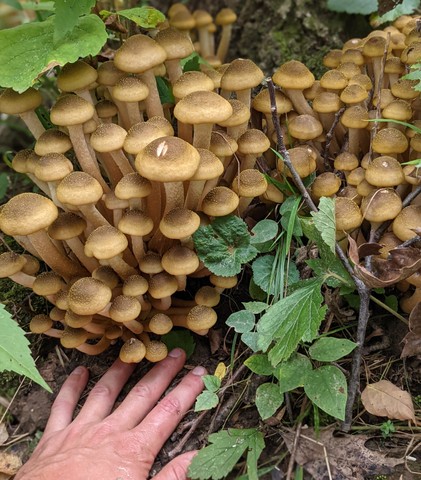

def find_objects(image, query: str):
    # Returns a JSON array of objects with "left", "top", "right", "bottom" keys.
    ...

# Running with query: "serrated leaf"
[
  {"left": 241, "top": 332, "right": 260, "bottom": 352},
  {"left": 255, "top": 383, "right": 284, "bottom": 420},
  {"left": 244, "top": 353, "right": 274, "bottom": 376},
  {"left": 309, "top": 337, "right": 357, "bottom": 362},
  {"left": 161, "top": 329, "right": 196, "bottom": 358},
  {"left": 194, "top": 390, "right": 219, "bottom": 412},
  {"left": 115, "top": 7, "right": 166, "bottom": 28},
  {"left": 310, "top": 197, "right": 336, "bottom": 254},
  {"left": 203, "top": 375, "right": 221, "bottom": 393},
  {"left": 0, "top": 304, "right": 51, "bottom": 392},
  {"left": 257, "top": 278, "right": 327, "bottom": 366},
  {"left": 226, "top": 310, "right": 255, "bottom": 333},
  {"left": 243, "top": 301, "right": 268, "bottom": 314},
  {"left": 252, "top": 255, "right": 276, "bottom": 295},
  {"left": 54, "top": 0, "right": 96, "bottom": 43},
  {"left": 275, "top": 352, "right": 313, "bottom": 393},
  {"left": 0, "top": 14, "right": 107, "bottom": 92},
  {"left": 327, "top": 0, "right": 377, "bottom": 14},
  {"left": 361, "top": 380, "right": 415, "bottom": 421},
  {"left": 304, "top": 365, "right": 347, "bottom": 420},
  {"left": 251, "top": 219, "right": 279, "bottom": 245},
  {"left": 193, "top": 215, "right": 258, "bottom": 277},
  {"left": 188, "top": 428, "right": 265, "bottom": 480}
]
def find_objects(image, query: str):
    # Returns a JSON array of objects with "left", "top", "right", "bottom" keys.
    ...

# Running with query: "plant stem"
[{"left": 369, "top": 294, "right": 408, "bottom": 325}]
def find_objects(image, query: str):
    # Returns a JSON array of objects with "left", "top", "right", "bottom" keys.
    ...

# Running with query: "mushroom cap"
[
  {"left": 122, "top": 274, "right": 149, "bottom": 296},
  {"left": 210, "top": 131, "right": 238, "bottom": 157},
  {"left": 118, "top": 210, "right": 154, "bottom": 237},
  {"left": 252, "top": 88, "right": 293, "bottom": 115},
  {"left": 124, "top": 122, "right": 168, "bottom": 154},
  {"left": 119, "top": 338, "right": 146, "bottom": 363},
  {"left": 382, "top": 99, "right": 413, "bottom": 122},
  {"left": 371, "top": 127, "right": 408, "bottom": 155},
  {"left": 237, "top": 129, "right": 270, "bottom": 155},
  {"left": 191, "top": 149, "right": 224, "bottom": 181},
  {"left": 114, "top": 34, "right": 167, "bottom": 73},
  {"left": 68, "top": 277, "right": 112, "bottom": 315},
  {"left": 392, "top": 205, "right": 421, "bottom": 241},
  {"left": 361, "top": 188, "right": 403, "bottom": 223},
  {"left": 365, "top": 156, "right": 405, "bottom": 187},
  {"left": 187, "top": 305, "right": 217, "bottom": 330},
  {"left": 162, "top": 245, "right": 200, "bottom": 275},
  {"left": 174, "top": 90, "right": 233, "bottom": 125},
  {"left": 319, "top": 69, "right": 348, "bottom": 91},
  {"left": 32, "top": 272, "right": 66, "bottom": 296},
  {"left": 218, "top": 99, "right": 251, "bottom": 127},
  {"left": 85, "top": 225, "right": 128, "bottom": 259},
  {"left": 159, "top": 207, "right": 201, "bottom": 239},
  {"left": 112, "top": 74, "right": 149, "bottom": 103},
  {"left": 288, "top": 115, "right": 323, "bottom": 140},
  {"left": 273, "top": 60, "right": 315, "bottom": 90},
  {"left": 135, "top": 136, "right": 200, "bottom": 182},
  {"left": 35, "top": 153, "right": 73, "bottom": 182},
  {"left": 92, "top": 265, "right": 120, "bottom": 290},
  {"left": 334, "top": 152, "right": 359, "bottom": 172},
  {"left": 172, "top": 71, "right": 215, "bottom": 99},
  {"left": 284, "top": 146, "right": 317, "bottom": 178},
  {"left": 50, "top": 94, "right": 95, "bottom": 126},
  {"left": 148, "top": 313, "right": 173, "bottom": 335},
  {"left": 30, "top": 314, "right": 54, "bottom": 334},
  {"left": 0, "top": 87, "right": 42, "bottom": 114},
  {"left": 215, "top": 7, "right": 237, "bottom": 25},
  {"left": 311, "top": 172, "right": 341, "bottom": 198},
  {"left": 341, "top": 105, "right": 369, "bottom": 129},
  {"left": 97, "top": 60, "right": 125, "bottom": 87},
  {"left": 115, "top": 173, "right": 152, "bottom": 200},
  {"left": 195, "top": 286, "right": 221, "bottom": 307},
  {"left": 34, "top": 129, "right": 72, "bottom": 156},
  {"left": 220, "top": 58, "right": 264, "bottom": 91},
  {"left": 0, "top": 252, "right": 27, "bottom": 278},
  {"left": 144, "top": 339, "right": 168, "bottom": 362},
  {"left": 90, "top": 123, "right": 128, "bottom": 153},
  {"left": 335, "top": 197, "right": 363, "bottom": 231},
  {"left": 155, "top": 26, "right": 194, "bottom": 60},
  {"left": 109, "top": 295, "right": 141, "bottom": 322},
  {"left": 57, "top": 60, "right": 98, "bottom": 92},
  {"left": 201, "top": 186, "right": 239, "bottom": 216},
  {"left": 232, "top": 169, "right": 268, "bottom": 198},
  {"left": 138, "top": 251, "right": 163, "bottom": 275},
  {"left": 0, "top": 192, "right": 58, "bottom": 236},
  {"left": 96, "top": 99, "right": 118, "bottom": 120},
  {"left": 340, "top": 84, "right": 368, "bottom": 104},
  {"left": 148, "top": 272, "right": 178, "bottom": 299},
  {"left": 56, "top": 172, "right": 103, "bottom": 206},
  {"left": 313, "top": 92, "right": 343, "bottom": 114}
]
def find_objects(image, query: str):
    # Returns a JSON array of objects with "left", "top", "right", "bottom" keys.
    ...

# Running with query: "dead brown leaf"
[
  {"left": 0, "top": 452, "right": 21, "bottom": 476},
  {"left": 282, "top": 427, "right": 402, "bottom": 479},
  {"left": 348, "top": 237, "right": 421, "bottom": 288},
  {"left": 401, "top": 301, "right": 421, "bottom": 358},
  {"left": 361, "top": 379, "right": 416, "bottom": 422}
]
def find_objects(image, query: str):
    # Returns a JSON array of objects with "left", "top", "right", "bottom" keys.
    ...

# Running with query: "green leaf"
[
  {"left": 181, "top": 52, "right": 203, "bottom": 72},
  {"left": 252, "top": 255, "right": 276, "bottom": 295},
  {"left": 21, "top": 2, "right": 55, "bottom": 11},
  {"left": 304, "top": 365, "right": 348, "bottom": 420},
  {"left": 0, "top": 14, "right": 107, "bottom": 92},
  {"left": 0, "top": 173, "right": 10, "bottom": 201},
  {"left": 309, "top": 337, "right": 357, "bottom": 362},
  {"left": 243, "top": 301, "right": 268, "bottom": 314},
  {"left": 54, "top": 0, "right": 96, "bottom": 43},
  {"left": 0, "top": 304, "right": 51, "bottom": 392},
  {"left": 156, "top": 76, "right": 174, "bottom": 104},
  {"left": 376, "top": 0, "right": 420, "bottom": 24},
  {"left": 310, "top": 197, "right": 336, "bottom": 254},
  {"left": 161, "top": 329, "right": 196, "bottom": 358},
  {"left": 326, "top": 0, "right": 377, "bottom": 14},
  {"left": 241, "top": 332, "right": 260, "bottom": 352},
  {"left": 249, "top": 277, "right": 267, "bottom": 302},
  {"left": 255, "top": 383, "right": 284, "bottom": 420},
  {"left": 257, "top": 278, "right": 327, "bottom": 366},
  {"left": 203, "top": 375, "right": 221, "bottom": 393},
  {"left": 226, "top": 310, "right": 255, "bottom": 334},
  {"left": 250, "top": 219, "right": 279, "bottom": 252},
  {"left": 384, "top": 294, "right": 399, "bottom": 312},
  {"left": 244, "top": 353, "right": 274, "bottom": 376},
  {"left": 112, "top": 7, "right": 166, "bottom": 28},
  {"left": 275, "top": 353, "right": 313, "bottom": 393},
  {"left": 402, "top": 67, "right": 421, "bottom": 92},
  {"left": 3, "top": 0, "right": 22, "bottom": 9},
  {"left": 193, "top": 216, "right": 258, "bottom": 277},
  {"left": 188, "top": 428, "right": 265, "bottom": 480},
  {"left": 280, "top": 197, "right": 303, "bottom": 237},
  {"left": 195, "top": 390, "right": 219, "bottom": 412}
]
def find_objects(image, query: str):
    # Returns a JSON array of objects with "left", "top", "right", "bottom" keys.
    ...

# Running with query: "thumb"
[{"left": 154, "top": 450, "right": 197, "bottom": 480}]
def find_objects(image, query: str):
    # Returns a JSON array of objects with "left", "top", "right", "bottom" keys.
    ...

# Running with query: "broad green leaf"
[
  {"left": 326, "top": 0, "right": 377, "bottom": 14},
  {"left": 0, "top": 304, "right": 51, "bottom": 392},
  {"left": 161, "top": 329, "right": 196, "bottom": 358},
  {"left": 275, "top": 352, "right": 313, "bottom": 393},
  {"left": 195, "top": 390, "right": 219, "bottom": 412},
  {"left": 54, "top": 0, "right": 96, "bottom": 43},
  {"left": 280, "top": 197, "right": 303, "bottom": 237},
  {"left": 21, "top": 2, "right": 55, "bottom": 11},
  {"left": 304, "top": 365, "right": 347, "bottom": 420},
  {"left": 0, "top": 173, "right": 9, "bottom": 201},
  {"left": 376, "top": 0, "right": 420, "bottom": 24},
  {"left": 255, "top": 383, "right": 284, "bottom": 420},
  {"left": 250, "top": 219, "right": 279, "bottom": 251},
  {"left": 109, "top": 6, "right": 166, "bottom": 28},
  {"left": 310, "top": 197, "right": 336, "bottom": 254},
  {"left": 203, "top": 375, "right": 221, "bottom": 393},
  {"left": 193, "top": 216, "right": 258, "bottom": 277},
  {"left": 226, "top": 310, "right": 255, "bottom": 333},
  {"left": 241, "top": 332, "right": 260, "bottom": 352},
  {"left": 249, "top": 277, "right": 266, "bottom": 302},
  {"left": 257, "top": 278, "right": 327, "bottom": 365},
  {"left": 243, "top": 301, "right": 268, "bottom": 314},
  {"left": 156, "top": 76, "right": 174, "bottom": 104},
  {"left": 244, "top": 353, "right": 274, "bottom": 376},
  {"left": 188, "top": 428, "right": 265, "bottom": 480},
  {"left": 252, "top": 255, "right": 277, "bottom": 295},
  {"left": 385, "top": 294, "right": 399, "bottom": 312},
  {"left": 309, "top": 337, "right": 357, "bottom": 362},
  {"left": 3, "top": 0, "right": 22, "bottom": 9},
  {"left": 402, "top": 67, "right": 421, "bottom": 92},
  {"left": 181, "top": 52, "right": 203, "bottom": 72},
  {"left": 0, "top": 14, "right": 107, "bottom": 92}
]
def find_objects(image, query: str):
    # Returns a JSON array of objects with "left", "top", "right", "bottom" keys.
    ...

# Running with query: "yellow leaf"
[{"left": 214, "top": 362, "right": 227, "bottom": 380}]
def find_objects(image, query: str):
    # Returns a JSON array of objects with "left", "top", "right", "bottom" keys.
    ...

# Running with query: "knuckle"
[
  {"left": 157, "top": 395, "right": 182, "bottom": 417},
  {"left": 88, "top": 383, "right": 113, "bottom": 399},
  {"left": 165, "top": 461, "right": 189, "bottom": 480},
  {"left": 129, "top": 382, "right": 153, "bottom": 400}
]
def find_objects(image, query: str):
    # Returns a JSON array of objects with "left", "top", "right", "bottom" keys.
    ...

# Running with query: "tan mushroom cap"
[
  {"left": 232, "top": 169, "right": 268, "bottom": 197},
  {"left": 365, "top": 156, "right": 405, "bottom": 187},
  {"left": 392, "top": 205, "right": 421, "bottom": 241},
  {"left": 135, "top": 136, "right": 201, "bottom": 182},
  {"left": 32, "top": 272, "right": 66, "bottom": 296},
  {"left": 162, "top": 245, "right": 200, "bottom": 275},
  {"left": 35, "top": 153, "right": 73, "bottom": 182},
  {"left": 138, "top": 251, "right": 163, "bottom": 275},
  {"left": 187, "top": 305, "right": 217, "bottom": 330},
  {"left": 284, "top": 146, "right": 317, "bottom": 179},
  {"left": 174, "top": 90, "right": 233, "bottom": 125},
  {"left": 288, "top": 114, "right": 323, "bottom": 140},
  {"left": 371, "top": 127, "right": 408, "bottom": 155},
  {"left": 114, "top": 34, "right": 167, "bottom": 73},
  {"left": 92, "top": 265, "right": 120, "bottom": 290},
  {"left": 159, "top": 207, "right": 201, "bottom": 239},
  {"left": 335, "top": 197, "right": 363, "bottom": 231},
  {"left": 29, "top": 314, "right": 54, "bottom": 334},
  {"left": 191, "top": 149, "right": 224, "bottom": 180},
  {"left": 220, "top": 58, "right": 264, "bottom": 91},
  {"left": 210, "top": 131, "right": 238, "bottom": 157},
  {"left": 148, "top": 272, "right": 178, "bottom": 299},
  {"left": 34, "top": 129, "right": 72, "bottom": 156},
  {"left": 195, "top": 286, "right": 221, "bottom": 307},
  {"left": 340, "top": 84, "right": 368, "bottom": 104},
  {"left": 382, "top": 99, "right": 413, "bottom": 122},
  {"left": 237, "top": 129, "right": 270, "bottom": 155},
  {"left": 90, "top": 123, "right": 127, "bottom": 152},
  {"left": 319, "top": 69, "right": 348, "bottom": 91},
  {"left": 68, "top": 277, "right": 112, "bottom": 315},
  {"left": 0, "top": 252, "right": 27, "bottom": 278},
  {"left": 97, "top": 61, "right": 125, "bottom": 87},
  {"left": 123, "top": 274, "right": 149, "bottom": 296},
  {"left": 109, "top": 295, "right": 141, "bottom": 322},
  {"left": 155, "top": 26, "right": 194, "bottom": 59},
  {"left": 147, "top": 313, "right": 173, "bottom": 335},
  {"left": 334, "top": 152, "right": 359, "bottom": 172},
  {"left": 112, "top": 74, "right": 149, "bottom": 103},
  {"left": 84, "top": 225, "right": 128, "bottom": 259},
  {"left": 118, "top": 210, "right": 154, "bottom": 236},
  {"left": 0, "top": 192, "right": 58, "bottom": 236},
  {"left": 0, "top": 87, "right": 42, "bottom": 114},
  {"left": 218, "top": 99, "right": 251, "bottom": 127},
  {"left": 119, "top": 338, "right": 146, "bottom": 363},
  {"left": 361, "top": 188, "right": 403, "bottom": 223},
  {"left": 311, "top": 172, "right": 342, "bottom": 198},
  {"left": 50, "top": 94, "right": 95, "bottom": 126},
  {"left": 144, "top": 339, "right": 168, "bottom": 362},
  {"left": 172, "top": 71, "right": 215, "bottom": 99},
  {"left": 124, "top": 122, "right": 167, "bottom": 154},
  {"left": 201, "top": 186, "right": 239, "bottom": 216},
  {"left": 252, "top": 89, "right": 293, "bottom": 115},
  {"left": 341, "top": 105, "right": 369, "bottom": 129},
  {"left": 57, "top": 61, "right": 98, "bottom": 92},
  {"left": 115, "top": 173, "right": 152, "bottom": 200},
  {"left": 313, "top": 92, "right": 343, "bottom": 113},
  {"left": 96, "top": 99, "right": 118, "bottom": 120},
  {"left": 273, "top": 60, "right": 315, "bottom": 90},
  {"left": 57, "top": 172, "right": 103, "bottom": 206}
]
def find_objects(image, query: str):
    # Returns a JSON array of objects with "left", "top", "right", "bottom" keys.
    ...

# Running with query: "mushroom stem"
[
  {"left": 284, "top": 89, "right": 316, "bottom": 118},
  {"left": 20, "top": 111, "right": 45, "bottom": 139},
  {"left": 140, "top": 70, "right": 164, "bottom": 118},
  {"left": 193, "top": 123, "right": 213, "bottom": 149}
]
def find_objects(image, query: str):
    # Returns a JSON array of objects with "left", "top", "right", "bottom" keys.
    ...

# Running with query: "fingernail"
[
  {"left": 72, "top": 366, "right": 84, "bottom": 376},
  {"left": 192, "top": 366, "right": 206, "bottom": 376},
  {"left": 168, "top": 348, "right": 183, "bottom": 358}
]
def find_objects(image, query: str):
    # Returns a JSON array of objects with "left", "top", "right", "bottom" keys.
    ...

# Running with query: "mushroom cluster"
[{"left": 0, "top": 6, "right": 420, "bottom": 362}]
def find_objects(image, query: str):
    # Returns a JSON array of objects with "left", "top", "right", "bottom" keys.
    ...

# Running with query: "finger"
[
  {"left": 154, "top": 451, "right": 197, "bottom": 480},
  {"left": 74, "top": 359, "right": 136, "bottom": 425},
  {"left": 43, "top": 366, "right": 89, "bottom": 436},
  {"left": 107, "top": 348, "right": 186, "bottom": 429},
  {"left": 130, "top": 366, "right": 206, "bottom": 456}
]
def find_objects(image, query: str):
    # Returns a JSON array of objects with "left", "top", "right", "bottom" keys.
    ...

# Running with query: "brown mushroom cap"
[
  {"left": 273, "top": 60, "right": 315, "bottom": 90},
  {"left": 162, "top": 245, "right": 200, "bottom": 275},
  {"left": 392, "top": 205, "right": 421, "bottom": 241},
  {"left": 335, "top": 197, "right": 363, "bottom": 231},
  {"left": 68, "top": 277, "right": 112, "bottom": 315},
  {"left": 56, "top": 172, "right": 103, "bottom": 206},
  {"left": 187, "top": 305, "right": 217, "bottom": 330},
  {"left": 34, "top": 129, "right": 72, "bottom": 156},
  {"left": 159, "top": 208, "right": 201, "bottom": 239},
  {"left": 365, "top": 156, "right": 405, "bottom": 187},
  {"left": 361, "top": 188, "right": 403, "bottom": 223},
  {"left": 114, "top": 34, "right": 167, "bottom": 73},
  {"left": 109, "top": 295, "right": 141, "bottom": 323},
  {"left": 84, "top": 226, "right": 128, "bottom": 260},
  {"left": 0, "top": 87, "right": 42, "bottom": 115},
  {"left": 57, "top": 60, "right": 98, "bottom": 92},
  {"left": 0, "top": 252, "right": 27, "bottom": 278},
  {"left": 32, "top": 272, "right": 66, "bottom": 296},
  {"left": 201, "top": 186, "right": 239, "bottom": 216},
  {"left": 220, "top": 58, "right": 264, "bottom": 92},
  {"left": 50, "top": 94, "right": 95, "bottom": 126},
  {"left": 371, "top": 127, "right": 408, "bottom": 155},
  {"left": 119, "top": 338, "right": 146, "bottom": 363}
]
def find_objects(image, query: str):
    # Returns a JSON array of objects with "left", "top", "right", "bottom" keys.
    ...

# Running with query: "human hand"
[{"left": 15, "top": 348, "right": 206, "bottom": 480}]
